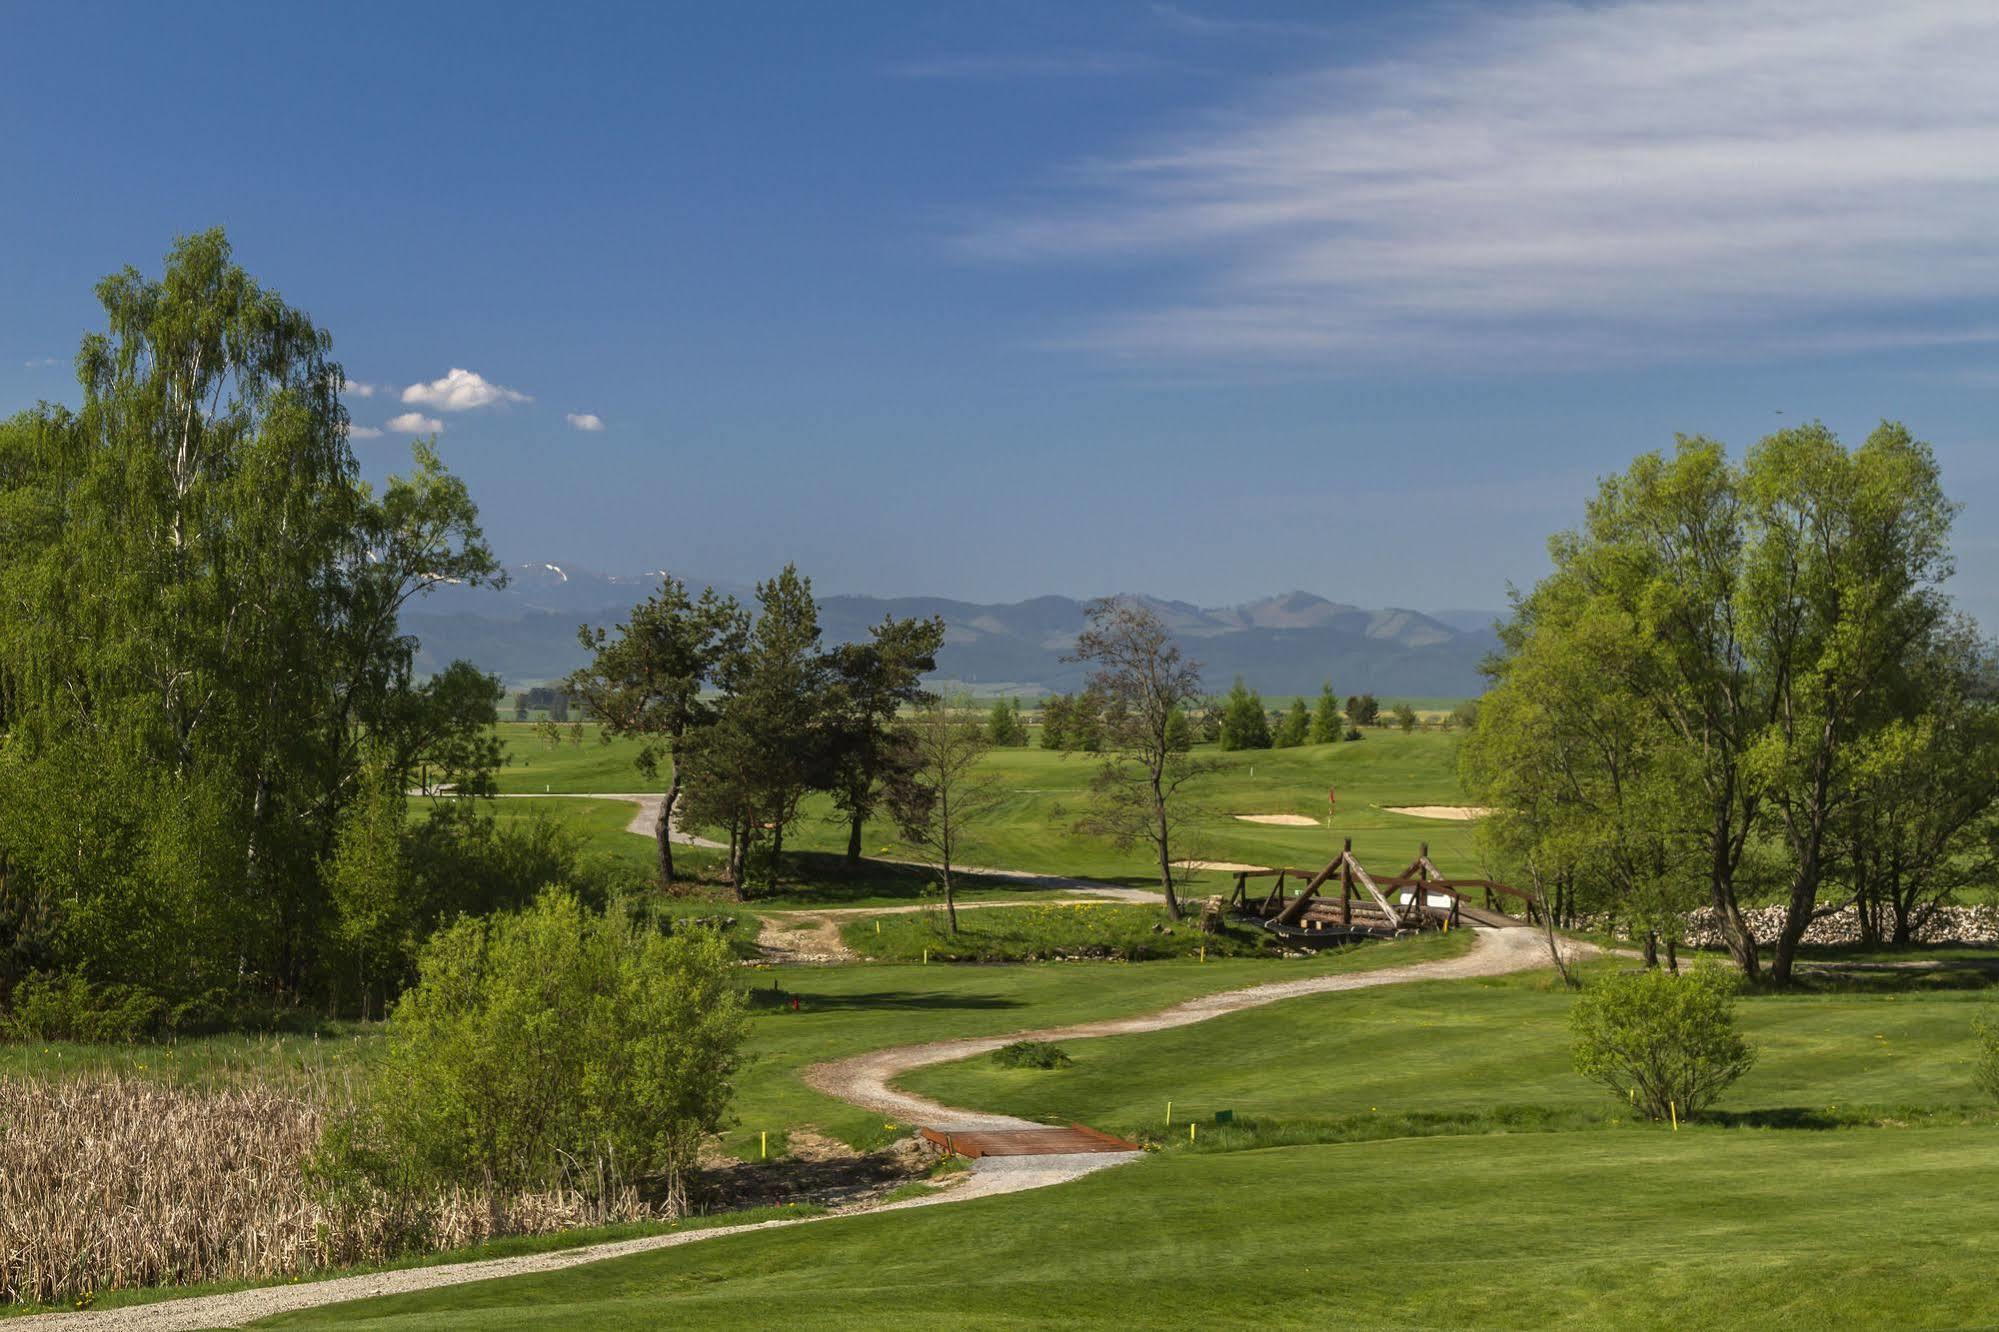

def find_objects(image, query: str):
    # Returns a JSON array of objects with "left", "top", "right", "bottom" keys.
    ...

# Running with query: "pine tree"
[
  {"left": 1277, "top": 697, "right": 1311, "bottom": 747},
  {"left": 1218, "top": 678, "right": 1272, "bottom": 751},
  {"left": 1309, "top": 681, "right": 1343, "bottom": 744}
]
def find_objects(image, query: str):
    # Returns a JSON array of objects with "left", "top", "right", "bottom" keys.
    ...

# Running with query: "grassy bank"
[
  {"left": 259, "top": 1127, "right": 1999, "bottom": 1329},
  {"left": 900, "top": 953, "right": 1999, "bottom": 1143}
]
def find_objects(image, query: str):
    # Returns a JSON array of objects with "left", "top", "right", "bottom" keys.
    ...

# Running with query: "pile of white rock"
[{"left": 1589, "top": 902, "right": 1999, "bottom": 948}]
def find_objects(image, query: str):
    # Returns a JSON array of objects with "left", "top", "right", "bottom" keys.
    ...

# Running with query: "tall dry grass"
[{"left": 0, "top": 1073, "right": 656, "bottom": 1306}]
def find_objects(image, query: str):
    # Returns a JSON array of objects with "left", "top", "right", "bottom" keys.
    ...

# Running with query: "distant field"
[{"left": 488, "top": 722, "right": 1490, "bottom": 887}]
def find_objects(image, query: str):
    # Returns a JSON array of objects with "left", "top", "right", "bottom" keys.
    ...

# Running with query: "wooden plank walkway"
[{"left": 920, "top": 1124, "right": 1142, "bottom": 1158}]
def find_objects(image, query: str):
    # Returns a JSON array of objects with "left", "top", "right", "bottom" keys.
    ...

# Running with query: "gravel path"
[
  {"left": 485, "top": 792, "right": 724, "bottom": 845},
  {"left": 15, "top": 1153, "right": 1133, "bottom": 1332},
  {"left": 22, "top": 918, "right": 1571, "bottom": 1328},
  {"left": 804, "top": 927, "right": 1571, "bottom": 1129}
]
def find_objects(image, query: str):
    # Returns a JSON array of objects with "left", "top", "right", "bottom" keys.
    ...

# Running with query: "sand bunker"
[
  {"left": 1384, "top": 805, "right": 1491, "bottom": 821},
  {"left": 1173, "top": 860, "right": 1274, "bottom": 873},
  {"left": 1233, "top": 814, "right": 1320, "bottom": 827}
]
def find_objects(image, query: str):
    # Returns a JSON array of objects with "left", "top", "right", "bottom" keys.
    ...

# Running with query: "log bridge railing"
[{"left": 1224, "top": 841, "right": 1536, "bottom": 933}]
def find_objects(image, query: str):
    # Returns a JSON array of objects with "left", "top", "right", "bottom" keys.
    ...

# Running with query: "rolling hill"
[{"left": 407, "top": 563, "right": 1501, "bottom": 697}]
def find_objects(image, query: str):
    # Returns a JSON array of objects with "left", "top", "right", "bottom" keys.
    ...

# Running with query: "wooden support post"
[
  {"left": 1269, "top": 860, "right": 1337, "bottom": 928},
  {"left": 1341, "top": 839, "right": 1353, "bottom": 925}
]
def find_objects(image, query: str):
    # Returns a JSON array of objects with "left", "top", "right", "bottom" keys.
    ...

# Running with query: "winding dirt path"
[
  {"left": 805, "top": 927, "right": 1567, "bottom": 1129},
  {"left": 23, "top": 928, "right": 1574, "bottom": 1329},
  {"left": 486, "top": 792, "right": 724, "bottom": 845}
]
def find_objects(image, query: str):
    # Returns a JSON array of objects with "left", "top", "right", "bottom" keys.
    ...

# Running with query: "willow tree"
[
  {"left": 0, "top": 230, "right": 499, "bottom": 1001},
  {"left": 1482, "top": 423, "right": 1966, "bottom": 984}
]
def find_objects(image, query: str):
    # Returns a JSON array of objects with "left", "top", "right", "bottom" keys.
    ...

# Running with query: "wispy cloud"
[
  {"left": 402, "top": 368, "right": 531, "bottom": 410},
  {"left": 565, "top": 412, "right": 605, "bottom": 432},
  {"left": 346, "top": 423, "right": 385, "bottom": 439},
  {"left": 894, "top": 52, "right": 1166, "bottom": 79},
  {"left": 22, "top": 356, "right": 59, "bottom": 369},
  {"left": 386, "top": 412, "right": 444, "bottom": 435},
  {"left": 972, "top": 0, "right": 1999, "bottom": 368},
  {"left": 1150, "top": 4, "right": 1330, "bottom": 39},
  {"left": 341, "top": 377, "right": 378, "bottom": 398}
]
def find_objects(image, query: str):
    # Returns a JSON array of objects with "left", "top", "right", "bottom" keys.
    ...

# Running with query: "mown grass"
[
  {"left": 718, "top": 932, "right": 1468, "bottom": 1160},
  {"left": 841, "top": 903, "right": 1277, "bottom": 963},
  {"left": 257, "top": 1127, "right": 1999, "bottom": 1329},
  {"left": 488, "top": 722, "right": 1491, "bottom": 888},
  {"left": 900, "top": 952, "right": 1999, "bottom": 1144}
]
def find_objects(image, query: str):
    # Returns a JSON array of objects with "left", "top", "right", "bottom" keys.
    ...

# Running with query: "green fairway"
[
  {"left": 723, "top": 932, "right": 1467, "bottom": 1158},
  {"left": 902, "top": 958, "right": 1999, "bottom": 1142},
  {"left": 258, "top": 1126, "right": 1999, "bottom": 1329},
  {"left": 489, "top": 722, "right": 1491, "bottom": 890}
]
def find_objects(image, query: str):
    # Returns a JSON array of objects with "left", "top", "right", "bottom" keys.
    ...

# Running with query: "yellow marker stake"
[
  {"left": 1166, "top": 1101, "right": 1173, "bottom": 1127},
  {"left": 875, "top": 920, "right": 881, "bottom": 933},
  {"left": 1190, "top": 1122, "right": 1197, "bottom": 1143},
  {"left": 760, "top": 1131, "right": 767, "bottom": 1160},
  {"left": 923, "top": 948, "right": 928, "bottom": 965},
  {"left": 1670, "top": 1100, "right": 1678, "bottom": 1131}
]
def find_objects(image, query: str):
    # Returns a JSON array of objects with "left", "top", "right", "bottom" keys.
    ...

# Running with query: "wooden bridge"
[
  {"left": 1224, "top": 840, "right": 1535, "bottom": 942},
  {"left": 919, "top": 1124, "right": 1143, "bottom": 1158}
]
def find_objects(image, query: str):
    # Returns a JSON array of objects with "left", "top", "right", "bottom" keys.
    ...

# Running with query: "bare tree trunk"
[
  {"left": 655, "top": 771, "right": 680, "bottom": 887},
  {"left": 1527, "top": 860, "right": 1577, "bottom": 989},
  {"left": 846, "top": 812, "right": 864, "bottom": 866},
  {"left": 943, "top": 861, "right": 959, "bottom": 934},
  {"left": 1771, "top": 823, "right": 1829, "bottom": 986},
  {"left": 725, "top": 819, "right": 745, "bottom": 902},
  {"left": 769, "top": 822, "right": 785, "bottom": 891},
  {"left": 1643, "top": 930, "right": 1659, "bottom": 969},
  {"left": 1152, "top": 773, "right": 1182, "bottom": 920},
  {"left": 1666, "top": 938, "right": 1679, "bottom": 974},
  {"left": 1709, "top": 803, "right": 1761, "bottom": 980}
]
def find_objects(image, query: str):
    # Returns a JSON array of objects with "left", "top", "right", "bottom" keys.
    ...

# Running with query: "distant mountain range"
[{"left": 407, "top": 563, "right": 1504, "bottom": 698}]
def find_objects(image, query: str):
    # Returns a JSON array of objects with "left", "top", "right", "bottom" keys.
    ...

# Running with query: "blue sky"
[{"left": 6, "top": 0, "right": 1999, "bottom": 623}]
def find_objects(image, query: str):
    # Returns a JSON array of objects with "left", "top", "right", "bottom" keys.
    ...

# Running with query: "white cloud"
[
  {"left": 346, "top": 423, "right": 385, "bottom": 439},
  {"left": 22, "top": 356, "right": 58, "bottom": 369},
  {"left": 386, "top": 412, "right": 444, "bottom": 434},
  {"left": 973, "top": 0, "right": 1999, "bottom": 368},
  {"left": 340, "top": 378, "right": 377, "bottom": 398},
  {"left": 565, "top": 412, "right": 605, "bottom": 432},
  {"left": 402, "top": 368, "right": 531, "bottom": 411}
]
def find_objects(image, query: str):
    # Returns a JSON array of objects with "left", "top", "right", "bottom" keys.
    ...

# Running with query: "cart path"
[
  {"left": 804, "top": 926, "right": 1572, "bottom": 1129},
  {"left": 21, "top": 924, "right": 1578, "bottom": 1329}
]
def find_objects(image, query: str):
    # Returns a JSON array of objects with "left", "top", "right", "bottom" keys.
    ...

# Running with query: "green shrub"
[
  {"left": 1, "top": 971, "right": 167, "bottom": 1042},
  {"left": 324, "top": 888, "right": 746, "bottom": 1216},
  {"left": 1569, "top": 965, "right": 1754, "bottom": 1121},
  {"left": 1975, "top": 1010, "right": 1999, "bottom": 1105},
  {"left": 992, "top": 1040, "right": 1072, "bottom": 1069}
]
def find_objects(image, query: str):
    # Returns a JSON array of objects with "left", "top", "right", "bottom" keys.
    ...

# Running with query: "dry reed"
[{"left": 0, "top": 1073, "right": 655, "bottom": 1306}]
